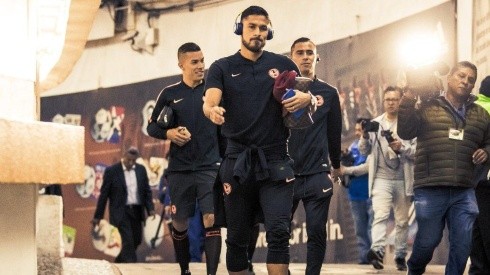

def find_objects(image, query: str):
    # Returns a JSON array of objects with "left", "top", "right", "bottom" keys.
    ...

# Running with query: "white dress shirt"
[{"left": 122, "top": 162, "right": 140, "bottom": 205}]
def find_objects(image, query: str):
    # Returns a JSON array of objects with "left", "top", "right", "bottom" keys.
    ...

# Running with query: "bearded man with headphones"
[{"left": 203, "top": 5, "right": 315, "bottom": 275}]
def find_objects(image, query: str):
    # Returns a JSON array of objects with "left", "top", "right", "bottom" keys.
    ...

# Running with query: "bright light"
[
  {"left": 0, "top": 1, "right": 36, "bottom": 80},
  {"left": 398, "top": 22, "right": 448, "bottom": 68},
  {"left": 37, "top": 0, "right": 71, "bottom": 81},
  {"left": 0, "top": 0, "right": 70, "bottom": 81}
]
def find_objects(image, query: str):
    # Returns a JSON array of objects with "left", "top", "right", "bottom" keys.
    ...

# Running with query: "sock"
[
  {"left": 171, "top": 226, "right": 190, "bottom": 273},
  {"left": 204, "top": 227, "right": 222, "bottom": 275}
]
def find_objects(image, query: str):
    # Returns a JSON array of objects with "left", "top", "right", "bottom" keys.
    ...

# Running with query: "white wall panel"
[{"left": 43, "top": 0, "right": 449, "bottom": 96}]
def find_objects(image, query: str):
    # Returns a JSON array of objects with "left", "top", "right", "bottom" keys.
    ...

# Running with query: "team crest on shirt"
[
  {"left": 223, "top": 182, "right": 232, "bottom": 195},
  {"left": 269, "top": 68, "right": 280, "bottom": 78},
  {"left": 171, "top": 204, "right": 177, "bottom": 214},
  {"left": 315, "top": 95, "right": 324, "bottom": 107}
]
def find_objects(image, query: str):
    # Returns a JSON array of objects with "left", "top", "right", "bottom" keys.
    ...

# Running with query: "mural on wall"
[{"left": 41, "top": 2, "right": 455, "bottom": 264}]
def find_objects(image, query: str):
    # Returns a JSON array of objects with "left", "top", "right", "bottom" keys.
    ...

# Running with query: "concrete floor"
[
  {"left": 61, "top": 258, "right": 471, "bottom": 275},
  {"left": 113, "top": 262, "right": 451, "bottom": 275}
]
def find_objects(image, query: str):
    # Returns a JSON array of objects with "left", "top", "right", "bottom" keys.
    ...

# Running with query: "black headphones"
[{"left": 233, "top": 13, "right": 274, "bottom": 40}]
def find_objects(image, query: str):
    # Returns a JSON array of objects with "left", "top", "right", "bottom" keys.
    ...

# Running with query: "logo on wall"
[
  {"left": 91, "top": 219, "right": 122, "bottom": 258},
  {"left": 143, "top": 214, "right": 165, "bottom": 248},
  {"left": 141, "top": 100, "right": 156, "bottom": 136},
  {"left": 52, "top": 113, "right": 82, "bottom": 126},
  {"left": 76, "top": 164, "right": 107, "bottom": 200},
  {"left": 139, "top": 157, "right": 167, "bottom": 187},
  {"left": 76, "top": 165, "right": 96, "bottom": 199},
  {"left": 90, "top": 106, "right": 125, "bottom": 143},
  {"left": 93, "top": 164, "right": 107, "bottom": 200},
  {"left": 63, "top": 224, "right": 77, "bottom": 256}
]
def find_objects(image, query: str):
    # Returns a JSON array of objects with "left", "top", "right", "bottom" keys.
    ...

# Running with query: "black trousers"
[
  {"left": 220, "top": 157, "right": 294, "bottom": 272},
  {"left": 115, "top": 205, "right": 143, "bottom": 263},
  {"left": 292, "top": 172, "right": 333, "bottom": 275},
  {"left": 470, "top": 183, "right": 490, "bottom": 275}
]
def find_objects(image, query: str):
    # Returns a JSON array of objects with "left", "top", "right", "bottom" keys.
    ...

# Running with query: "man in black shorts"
[
  {"left": 203, "top": 6, "right": 315, "bottom": 275},
  {"left": 147, "top": 42, "right": 221, "bottom": 275},
  {"left": 289, "top": 37, "right": 342, "bottom": 275}
]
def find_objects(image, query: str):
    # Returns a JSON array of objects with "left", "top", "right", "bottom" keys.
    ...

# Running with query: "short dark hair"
[
  {"left": 356, "top": 117, "right": 371, "bottom": 124},
  {"left": 449, "top": 61, "right": 478, "bottom": 81},
  {"left": 240, "top": 5, "right": 269, "bottom": 22},
  {"left": 177, "top": 42, "right": 201, "bottom": 59},
  {"left": 384, "top": 86, "right": 403, "bottom": 97},
  {"left": 290, "top": 37, "right": 316, "bottom": 53},
  {"left": 126, "top": 146, "right": 140, "bottom": 157},
  {"left": 480, "top": 75, "right": 490, "bottom": 97}
]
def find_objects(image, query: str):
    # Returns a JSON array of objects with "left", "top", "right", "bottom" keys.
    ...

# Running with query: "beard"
[{"left": 242, "top": 37, "right": 265, "bottom": 53}]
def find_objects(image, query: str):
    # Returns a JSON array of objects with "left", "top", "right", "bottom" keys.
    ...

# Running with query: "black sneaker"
[
  {"left": 395, "top": 257, "right": 407, "bottom": 271},
  {"left": 366, "top": 249, "right": 384, "bottom": 270},
  {"left": 181, "top": 270, "right": 191, "bottom": 275}
]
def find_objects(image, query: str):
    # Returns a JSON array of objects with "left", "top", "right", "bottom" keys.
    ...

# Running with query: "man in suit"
[{"left": 92, "top": 147, "right": 155, "bottom": 263}]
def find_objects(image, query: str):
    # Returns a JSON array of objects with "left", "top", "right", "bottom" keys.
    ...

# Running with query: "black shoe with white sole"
[
  {"left": 395, "top": 257, "right": 407, "bottom": 271},
  {"left": 366, "top": 249, "right": 384, "bottom": 270}
]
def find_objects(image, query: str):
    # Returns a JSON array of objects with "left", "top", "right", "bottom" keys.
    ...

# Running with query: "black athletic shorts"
[{"left": 167, "top": 170, "right": 217, "bottom": 220}]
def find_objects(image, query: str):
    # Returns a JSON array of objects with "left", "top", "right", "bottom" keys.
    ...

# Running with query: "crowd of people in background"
[{"left": 89, "top": 4, "right": 490, "bottom": 275}]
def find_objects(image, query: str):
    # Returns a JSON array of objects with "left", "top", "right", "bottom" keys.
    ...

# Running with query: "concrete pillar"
[
  {"left": 37, "top": 195, "right": 64, "bottom": 274},
  {"left": 0, "top": 118, "right": 84, "bottom": 274},
  {"left": 0, "top": 185, "right": 38, "bottom": 274},
  {"left": 0, "top": 0, "right": 88, "bottom": 273}
]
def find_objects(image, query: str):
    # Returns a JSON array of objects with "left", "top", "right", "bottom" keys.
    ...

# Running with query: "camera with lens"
[
  {"left": 405, "top": 61, "right": 449, "bottom": 101},
  {"left": 381, "top": 130, "right": 395, "bottom": 143},
  {"left": 381, "top": 129, "right": 400, "bottom": 154},
  {"left": 361, "top": 120, "right": 380, "bottom": 132}
]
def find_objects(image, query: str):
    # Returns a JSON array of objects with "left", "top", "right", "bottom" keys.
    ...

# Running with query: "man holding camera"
[
  {"left": 398, "top": 61, "right": 490, "bottom": 275},
  {"left": 359, "top": 86, "right": 416, "bottom": 271},
  {"left": 340, "top": 118, "right": 373, "bottom": 265}
]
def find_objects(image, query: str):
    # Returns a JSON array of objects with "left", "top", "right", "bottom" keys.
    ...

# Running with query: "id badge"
[{"left": 448, "top": 128, "right": 464, "bottom": 140}]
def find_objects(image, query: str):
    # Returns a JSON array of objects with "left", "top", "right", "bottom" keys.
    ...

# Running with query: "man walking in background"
[
  {"left": 92, "top": 147, "right": 155, "bottom": 263},
  {"left": 359, "top": 86, "right": 416, "bottom": 271},
  {"left": 341, "top": 118, "right": 373, "bottom": 265},
  {"left": 398, "top": 61, "right": 490, "bottom": 275}
]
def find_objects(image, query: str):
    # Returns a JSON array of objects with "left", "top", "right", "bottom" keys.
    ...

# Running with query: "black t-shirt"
[
  {"left": 149, "top": 80, "right": 220, "bottom": 172},
  {"left": 288, "top": 78, "right": 342, "bottom": 175},
  {"left": 205, "top": 51, "right": 298, "bottom": 147}
]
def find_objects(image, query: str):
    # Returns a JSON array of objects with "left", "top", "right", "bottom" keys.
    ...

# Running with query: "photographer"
[
  {"left": 359, "top": 86, "right": 416, "bottom": 271},
  {"left": 398, "top": 61, "right": 490, "bottom": 275},
  {"left": 340, "top": 118, "right": 373, "bottom": 265}
]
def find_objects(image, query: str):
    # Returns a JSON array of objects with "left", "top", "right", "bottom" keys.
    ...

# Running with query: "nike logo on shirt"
[
  {"left": 285, "top": 177, "right": 295, "bottom": 183},
  {"left": 173, "top": 98, "right": 184, "bottom": 103},
  {"left": 231, "top": 73, "right": 241, "bottom": 77},
  {"left": 322, "top": 187, "right": 332, "bottom": 193}
]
